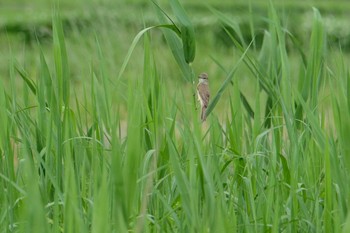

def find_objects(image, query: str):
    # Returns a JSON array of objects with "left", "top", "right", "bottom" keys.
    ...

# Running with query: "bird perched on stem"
[{"left": 197, "top": 72, "right": 210, "bottom": 122}]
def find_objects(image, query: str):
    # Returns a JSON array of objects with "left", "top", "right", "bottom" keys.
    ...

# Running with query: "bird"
[{"left": 197, "top": 72, "right": 210, "bottom": 122}]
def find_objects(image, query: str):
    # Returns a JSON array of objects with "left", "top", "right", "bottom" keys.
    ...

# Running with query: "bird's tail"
[{"left": 201, "top": 107, "right": 207, "bottom": 122}]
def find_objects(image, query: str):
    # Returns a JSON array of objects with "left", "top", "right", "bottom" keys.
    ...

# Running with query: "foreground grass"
[{"left": 1, "top": 1, "right": 350, "bottom": 233}]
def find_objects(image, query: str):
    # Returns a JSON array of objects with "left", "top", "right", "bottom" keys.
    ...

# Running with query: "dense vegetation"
[{"left": 1, "top": 0, "right": 350, "bottom": 232}]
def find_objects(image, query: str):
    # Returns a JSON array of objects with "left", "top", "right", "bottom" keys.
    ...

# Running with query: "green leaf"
[
  {"left": 15, "top": 64, "right": 37, "bottom": 96},
  {"left": 210, "top": 55, "right": 254, "bottom": 119},
  {"left": 205, "top": 40, "right": 253, "bottom": 119},
  {"left": 169, "top": 0, "right": 196, "bottom": 63},
  {"left": 117, "top": 24, "right": 181, "bottom": 82},
  {"left": 53, "top": 11, "right": 70, "bottom": 107},
  {"left": 153, "top": 2, "right": 192, "bottom": 81}
]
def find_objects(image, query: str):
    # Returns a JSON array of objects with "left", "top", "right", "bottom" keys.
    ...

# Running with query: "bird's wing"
[{"left": 197, "top": 84, "right": 210, "bottom": 107}]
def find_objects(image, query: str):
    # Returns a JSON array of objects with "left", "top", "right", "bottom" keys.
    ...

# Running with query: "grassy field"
[{"left": 1, "top": 0, "right": 350, "bottom": 232}]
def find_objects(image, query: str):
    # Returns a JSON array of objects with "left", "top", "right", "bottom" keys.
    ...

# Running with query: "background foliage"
[{"left": 1, "top": 0, "right": 350, "bottom": 232}]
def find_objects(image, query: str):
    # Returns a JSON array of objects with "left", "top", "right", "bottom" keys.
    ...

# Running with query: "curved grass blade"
[
  {"left": 117, "top": 24, "right": 180, "bottom": 82},
  {"left": 15, "top": 64, "right": 37, "bottom": 96},
  {"left": 205, "top": 40, "right": 253, "bottom": 119},
  {"left": 208, "top": 6, "right": 246, "bottom": 47},
  {"left": 210, "top": 55, "right": 254, "bottom": 119},
  {"left": 169, "top": 0, "right": 196, "bottom": 63},
  {"left": 285, "top": 29, "right": 307, "bottom": 67},
  {"left": 153, "top": 2, "right": 192, "bottom": 81}
]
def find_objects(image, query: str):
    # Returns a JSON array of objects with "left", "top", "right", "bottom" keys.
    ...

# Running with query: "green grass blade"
[
  {"left": 15, "top": 64, "right": 37, "bottom": 95},
  {"left": 117, "top": 24, "right": 182, "bottom": 82},
  {"left": 205, "top": 40, "right": 253, "bottom": 119},
  {"left": 53, "top": 11, "right": 70, "bottom": 108},
  {"left": 153, "top": 1, "right": 193, "bottom": 81},
  {"left": 169, "top": 0, "right": 196, "bottom": 63}
]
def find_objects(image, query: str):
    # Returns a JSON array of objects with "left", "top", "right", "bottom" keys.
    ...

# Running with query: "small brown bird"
[{"left": 197, "top": 72, "right": 210, "bottom": 121}]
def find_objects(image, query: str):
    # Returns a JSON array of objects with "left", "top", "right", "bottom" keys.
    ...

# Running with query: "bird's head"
[{"left": 198, "top": 72, "right": 208, "bottom": 81}]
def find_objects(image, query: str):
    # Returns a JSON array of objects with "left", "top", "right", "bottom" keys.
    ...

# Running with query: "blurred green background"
[
  {"left": 2, "top": 1, "right": 350, "bottom": 232},
  {"left": 1, "top": 0, "right": 350, "bottom": 115}
]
